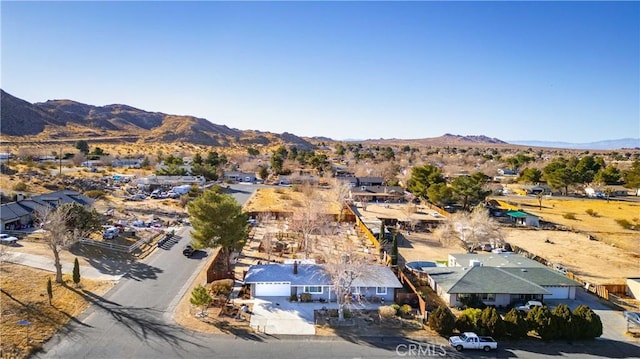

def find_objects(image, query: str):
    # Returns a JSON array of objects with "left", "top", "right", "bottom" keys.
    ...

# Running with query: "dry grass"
[
  {"left": 0, "top": 263, "right": 114, "bottom": 358},
  {"left": 243, "top": 187, "right": 342, "bottom": 214},
  {"left": 496, "top": 196, "right": 640, "bottom": 252}
]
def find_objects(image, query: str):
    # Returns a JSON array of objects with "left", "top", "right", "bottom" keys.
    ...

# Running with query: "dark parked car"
[{"left": 183, "top": 245, "right": 195, "bottom": 257}]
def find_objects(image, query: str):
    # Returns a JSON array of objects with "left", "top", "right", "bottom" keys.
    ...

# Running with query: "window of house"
[
  {"left": 304, "top": 286, "right": 322, "bottom": 294},
  {"left": 480, "top": 293, "right": 496, "bottom": 301},
  {"left": 376, "top": 287, "right": 387, "bottom": 295}
]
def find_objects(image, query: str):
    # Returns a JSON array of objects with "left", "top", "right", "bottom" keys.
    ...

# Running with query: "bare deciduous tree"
[
  {"left": 330, "top": 178, "right": 352, "bottom": 221},
  {"left": 289, "top": 183, "right": 332, "bottom": 259},
  {"left": 322, "top": 242, "right": 376, "bottom": 321},
  {"left": 35, "top": 205, "right": 76, "bottom": 283},
  {"left": 434, "top": 207, "right": 503, "bottom": 253}
]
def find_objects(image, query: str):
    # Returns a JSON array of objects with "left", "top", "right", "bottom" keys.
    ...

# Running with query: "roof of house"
[
  {"left": 0, "top": 202, "right": 31, "bottom": 221},
  {"left": 505, "top": 210, "right": 537, "bottom": 218},
  {"left": 350, "top": 186, "right": 404, "bottom": 196},
  {"left": 499, "top": 267, "right": 582, "bottom": 287},
  {"left": 244, "top": 263, "right": 402, "bottom": 288},
  {"left": 1, "top": 190, "right": 92, "bottom": 222},
  {"left": 449, "top": 253, "right": 546, "bottom": 268},
  {"left": 424, "top": 266, "right": 550, "bottom": 295}
]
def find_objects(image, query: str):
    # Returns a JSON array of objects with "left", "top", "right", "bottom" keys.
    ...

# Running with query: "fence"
[
  {"left": 79, "top": 231, "right": 162, "bottom": 254},
  {"left": 421, "top": 201, "right": 450, "bottom": 218},
  {"left": 206, "top": 249, "right": 234, "bottom": 283},
  {"left": 346, "top": 205, "right": 380, "bottom": 248},
  {"left": 398, "top": 270, "right": 427, "bottom": 317}
]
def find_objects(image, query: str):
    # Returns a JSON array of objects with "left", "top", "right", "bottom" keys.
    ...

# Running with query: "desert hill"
[{"left": 0, "top": 90, "right": 314, "bottom": 149}]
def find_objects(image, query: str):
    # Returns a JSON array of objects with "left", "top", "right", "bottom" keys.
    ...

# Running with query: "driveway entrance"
[{"left": 249, "top": 297, "right": 319, "bottom": 335}]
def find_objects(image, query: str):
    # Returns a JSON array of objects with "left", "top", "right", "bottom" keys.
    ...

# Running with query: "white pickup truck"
[{"left": 449, "top": 332, "right": 498, "bottom": 352}]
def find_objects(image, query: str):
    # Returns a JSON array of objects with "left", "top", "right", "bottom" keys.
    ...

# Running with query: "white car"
[
  {"left": 517, "top": 300, "right": 544, "bottom": 312},
  {"left": 0, "top": 233, "right": 19, "bottom": 245}
]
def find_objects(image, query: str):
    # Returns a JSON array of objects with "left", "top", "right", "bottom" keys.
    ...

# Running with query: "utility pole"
[{"left": 59, "top": 146, "right": 62, "bottom": 176}]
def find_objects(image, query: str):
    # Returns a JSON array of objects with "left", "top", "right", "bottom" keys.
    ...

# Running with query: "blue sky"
[{"left": 2, "top": 1, "right": 638, "bottom": 143}]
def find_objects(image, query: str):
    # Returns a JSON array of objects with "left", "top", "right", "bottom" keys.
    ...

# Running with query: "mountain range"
[{"left": 1, "top": 89, "right": 636, "bottom": 150}]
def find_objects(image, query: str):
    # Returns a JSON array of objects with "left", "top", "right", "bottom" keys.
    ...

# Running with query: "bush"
[
  {"left": 390, "top": 303, "right": 401, "bottom": 314},
  {"left": 563, "top": 213, "right": 578, "bottom": 220},
  {"left": 300, "top": 293, "right": 312, "bottom": 302},
  {"left": 615, "top": 219, "right": 637, "bottom": 230},
  {"left": 504, "top": 308, "right": 529, "bottom": 339},
  {"left": 526, "top": 306, "right": 560, "bottom": 340},
  {"left": 399, "top": 304, "right": 413, "bottom": 318},
  {"left": 480, "top": 307, "right": 506, "bottom": 338},
  {"left": 428, "top": 306, "right": 456, "bottom": 336},
  {"left": 343, "top": 308, "right": 353, "bottom": 319},
  {"left": 585, "top": 209, "right": 598, "bottom": 217},
  {"left": 13, "top": 182, "right": 27, "bottom": 191},
  {"left": 459, "top": 294, "right": 487, "bottom": 309},
  {"left": 290, "top": 294, "right": 298, "bottom": 302},
  {"left": 84, "top": 190, "right": 106, "bottom": 199},
  {"left": 378, "top": 305, "right": 397, "bottom": 320},
  {"left": 456, "top": 308, "right": 482, "bottom": 333},
  {"left": 572, "top": 305, "right": 603, "bottom": 339},
  {"left": 551, "top": 304, "right": 576, "bottom": 340}
]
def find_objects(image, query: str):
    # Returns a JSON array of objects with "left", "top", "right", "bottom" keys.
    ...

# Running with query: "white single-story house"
[
  {"left": 505, "top": 210, "right": 540, "bottom": 227},
  {"left": 243, "top": 262, "right": 402, "bottom": 303},
  {"left": 223, "top": 171, "right": 257, "bottom": 183},
  {"left": 421, "top": 253, "right": 582, "bottom": 307}
]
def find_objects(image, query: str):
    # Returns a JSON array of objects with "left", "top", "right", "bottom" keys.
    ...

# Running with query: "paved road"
[{"left": 37, "top": 184, "right": 640, "bottom": 358}]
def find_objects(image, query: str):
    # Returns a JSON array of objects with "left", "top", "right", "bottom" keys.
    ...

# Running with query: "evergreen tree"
[
  {"left": 390, "top": 232, "right": 398, "bottom": 266},
  {"left": 190, "top": 284, "right": 213, "bottom": 317},
  {"left": 481, "top": 306, "right": 506, "bottom": 338},
  {"left": 504, "top": 308, "right": 529, "bottom": 339},
  {"left": 428, "top": 306, "right": 456, "bottom": 336},
  {"left": 527, "top": 306, "right": 559, "bottom": 340},
  {"left": 456, "top": 308, "right": 482, "bottom": 333},
  {"left": 72, "top": 257, "right": 81, "bottom": 288},
  {"left": 74, "top": 140, "right": 89, "bottom": 155},
  {"left": 552, "top": 304, "right": 575, "bottom": 340},
  {"left": 46, "top": 277, "right": 53, "bottom": 305},
  {"left": 573, "top": 305, "right": 603, "bottom": 339}
]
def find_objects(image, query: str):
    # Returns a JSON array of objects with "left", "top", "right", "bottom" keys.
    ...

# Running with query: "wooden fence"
[
  {"left": 206, "top": 250, "right": 234, "bottom": 283},
  {"left": 346, "top": 205, "right": 380, "bottom": 248},
  {"left": 398, "top": 270, "right": 427, "bottom": 317},
  {"left": 421, "top": 201, "right": 450, "bottom": 218}
]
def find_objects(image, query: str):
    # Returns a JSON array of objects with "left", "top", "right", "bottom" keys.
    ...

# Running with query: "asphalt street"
[{"left": 36, "top": 184, "right": 640, "bottom": 359}]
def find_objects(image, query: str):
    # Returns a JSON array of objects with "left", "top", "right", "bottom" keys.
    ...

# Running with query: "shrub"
[
  {"left": 378, "top": 305, "right": 397, "bottom": 320},
  {"left": 84, "top": 190, "right": 106, "bottom": 199},
  {"left": 504, "top": 308, "right": 529, "bottom": 339},
  {"left": 428, "top": 306, "right": 456, "bottom": 336},
  {"left": 526, "top": 306, "right": 560, "bottom": 340},
  {"left": 563, "top": 213, "right": 578, "bottom": 220},
  {"left": 459, "top": 294, "right": 487, "bottom": 309},
  {"left": 343, "top": 308, "right": 353, "bottom": 319},
  {"left": 480, "top": 307, "right": 506, "bottom": 338},
  {"left": 572, "top": 305, "right": 603, "bottom": 339},
  {"left": 13, "top": 182, "right": 27, "bottom": 191},
  {"left": 399, "top": 304, "right": 413, "bottom": 318},
  {"left": 615, "top": 219, "right": 637, "bottom": 230},
  {"left": 585, "top": 209, "right": 598, "bottom": 217},
  {"left": 300, "top": 293, "right": 313, "bottom": 302},
  {"left": 551, "top": 304, "right": 576, "bottom": 340},
  {"left": 456, "top": 308, "right": 482, "bottom": 333},
  {"left": 391, "top": 303, "right": 401, "bottom": 314},
  {"left": 290, "top": 294, "right": 298, "bottom": 302}
]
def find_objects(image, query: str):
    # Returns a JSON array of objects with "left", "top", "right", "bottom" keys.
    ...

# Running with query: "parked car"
[
  {"left": 449, "top": 332, "right": 498, "bottom": 352},
  {"left": 0, "top": 233, "right": 19, "bottom": 246},
  {"left": 103, "top": 227, "right": 120, "bottom": 240},
  {"left": 517, "top": 300, "right": 544, "bottom": 312},
  {"left": 182, "top": 245, "right": 195, "bottom": 257}
]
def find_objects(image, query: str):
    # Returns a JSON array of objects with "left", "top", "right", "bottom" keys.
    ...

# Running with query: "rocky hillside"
[{"left": 0, "top": 90, "right": 314, "bottom": 149}]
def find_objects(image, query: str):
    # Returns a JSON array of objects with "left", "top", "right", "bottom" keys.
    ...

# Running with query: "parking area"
[{"left": 249, "top": 297, "right": 318, "bottom": 335}]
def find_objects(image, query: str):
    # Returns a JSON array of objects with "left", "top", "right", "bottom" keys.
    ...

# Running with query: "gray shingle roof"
[
  {"left": 244, "top": 264, "right": 402, "bottom": 288},
  {"left": 499, "top": 267, "right": 582, "bottom": 287},
  {"left": 424, "top": 267, "right": 550, "bottom": 295},
  {"left": 449, "top": 253, "right": 546, "bottom": 268}
]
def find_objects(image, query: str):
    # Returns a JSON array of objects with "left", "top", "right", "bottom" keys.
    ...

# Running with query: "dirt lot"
[{"left": 0, "top": 263, "right": 114, "bottom": 358}]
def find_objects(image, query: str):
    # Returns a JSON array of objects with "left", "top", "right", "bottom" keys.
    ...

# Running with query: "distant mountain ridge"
[
  {"left": 0, "top": 89, "right": 314, "bottom": 149},
  {"left": 509, "top": 138, "right": 640, "bottom": 150}
]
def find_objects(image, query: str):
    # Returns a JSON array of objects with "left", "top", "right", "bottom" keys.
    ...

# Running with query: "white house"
[{"left": 243, "top": 262, "right": 402, "bottom": 303}]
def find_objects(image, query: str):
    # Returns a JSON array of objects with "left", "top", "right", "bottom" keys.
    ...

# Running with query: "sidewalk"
[{"left": 4, "top": 251, "right": 125, "bottom": 281}]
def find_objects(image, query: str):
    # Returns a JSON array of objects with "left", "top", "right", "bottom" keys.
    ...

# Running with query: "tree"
[
  {"left": 72, "top": 257, "right": 81, "bottom": 288},
  {"left": 543, "top": 158, "right": 577, "bottom": 195},
  {"left": 428, "top": 306, "right": 456, "bottom": 336},
  {"left": 191, "top": 163, "right": 218, "bottom": 181},
  {"left": 536, "top": 192, "right": 544, "bottom": 210},
  {"left": 434, "top": 207, "right": 503, "bottom": 252},
  {"left": 270, "top": 154, "right": 284, "bottom": 175},
  {"left": 247, "top": 147, "right": 260, "bottom": 156},
  {"left": 503, "top": 308, "right": 529, "bottom": 339},
  {"left": 622, "top": 160, "right": 640, "bottom": 195},
  {"left": 330, "top": 178, "right": 352, "bottom": 222},
  {"left": 36, "top": 203, "right": 101, "bottom": 283},
  {"left": 572, "top": 305, "right": 603, "bottom": 339},
  {"left": 526, "top": 306, "right": 559, "bottom": 340},
  {"left": 74, "top": 140, "right": 89, "bottom": 155},
  {"left": 190, "top": 284, "right": 213, "bottom": 317},
  {"left": 289, "top": 183, "right": 332, "bottom": 258},
  {"left": 575, "top": 155, "right": 603, "bottom": 184},
  {"left": 518, "top": 168, "right": 543, "bottom": 184},
  {"left": 427, "top": 182, "right": 455, "bottom": 207},
  {"left": 390, "top": 232, "right": 398, "bottom": 266},
  {"left": 551, "top": 304, "right": 575, "bottom": 340},
  {"left": 594, "top": 165, "right": 621, "bottom": 185},
  {"left": 481, "top": 306, "right": 506, "bottom": 338},
  {"left": 456, "top": 308, "right": 482, "bottom": 333},
  {"left": 450, "top": 172, "right": 490, "bottom": 211},
  {"left": 188, "top": 187, "right": 248, "bottom": 272},
  {"left": 192, "top": 153, "right": 203, "bottom": 165},
  {"left": 322, "top": 246, "right": 376, "bottom": 321},
  {"left": 47, "top": 277, "right": 53, "bottom": 305},
  {"left": 407, "top": 164, "right": 445, "bottom": 200},
  {"left": 258, "top": 166, "right": 269, "bottom": 181}
]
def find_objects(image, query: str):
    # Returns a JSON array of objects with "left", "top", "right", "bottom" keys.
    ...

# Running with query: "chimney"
[
  {"left": 293, "top": 260, "right": 298, "bottom": 275},
  {"left": 16, "top": 193, "right": 25, "bottom": 202}
]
